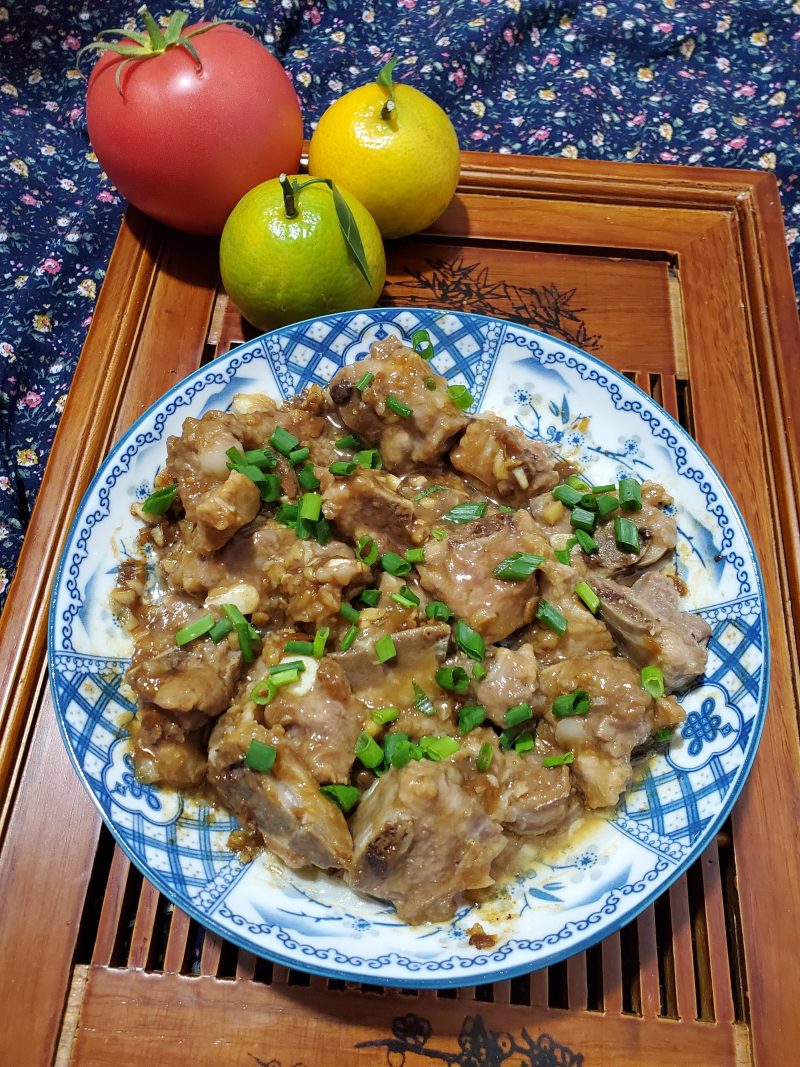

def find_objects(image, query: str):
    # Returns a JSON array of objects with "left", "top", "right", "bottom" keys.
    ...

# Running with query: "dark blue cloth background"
[{"left": 1, "top": 0, "right": 798, "bottom": 610}]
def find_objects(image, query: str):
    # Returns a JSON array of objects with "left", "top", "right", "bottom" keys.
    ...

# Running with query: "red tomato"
[{"left": 86, "top": 23, "right": 303, "bottom": 235}]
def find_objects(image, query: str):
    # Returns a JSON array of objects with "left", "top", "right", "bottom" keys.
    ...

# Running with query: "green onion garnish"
[
  {"left": 288, "top": 446, "right": 310, "bottom": 466},
  {"left": 269, "top": 659, "right": 306, "bottom": 676},
  {"left": 411, "top": 328, "right": 434, "bottom": 360},
  {"left": 340, "top": 623, "right": 359, "bottom": 651},
  {"left": 371, "top": 707, "right": 399, "bottom": 725},
  {"left": 413, "top": 680, "right": 436, "bottom": 716},
  {"left": 614, "top": 515, "right": 641, "bottom": 553},
  {"left": 476, "top": 742, "right": 494, "bottom": 772},
  {"left": 414, "top": 485, "right": 448, "bottom": 501},
  {"left": 312, "top": 627, "right": 330, "bottom": 658},
  {"left": 275, "top": 503, "right": 298, "bottom": 527},
  {"left": 493, "top": 552, "right": 546, "bottom": 581},
  {"left": 552, "top": 483, "right": 583, "bottom": 508},
  {"left": 374, "top": 634, "right": 397, "bottom": 663},
  {"left": 354, "top": 448, "right": 383, "bottom": 469},
  {"left": 386, "top": 394, "right": 413, "bottom": 418},
  {"left": 424, "top": 376, "right": 437, "bottom": 390},
  {"left": 340, "top": 602, "right": 361, "bottom": 624},
  {"left": 250, "top": 678, "right": 278, "bottom": 705},
  {"left": 269, "top": 426, "right": 300, "bottom": 456},
  {"left": 270, "top": 667, "right": 301, "bottom": 688},
  {"left": 384, "top": 732, "right": 413, "bottom": 768},
  {"left": 442, "top": 501, "right": 488, "bottom": 524},
  {"left": 425, "top": 600, "right": 453, "bottom": 622},
  {"left": 654, "top": 726, "right": 674, "bottom": 742},
  {"left": 575, "top": 582, "right": 600, "bottom": 614},
  {"left": 554, "top": 548, "right": 571, "bottom": 565},
  {"left": 543, "top": 752, "right": 575, "bottom": 767},
  {"left": 355, "top": 371, "right": 374, "bottom": 392},
  {"left": 435, "top": 665, "right": 470, "bottom": 693},
  {"left": 504, "top": 703, "right": 533, "bottom": 727},
  {"left": 258, "top": 474, "right": 282, "bottom": 503},
  {"left": 356, "top": 535, "right": 379, "bottom": 565},
  {"left": 390, "top": 585, "right": 420, "bottom": 609},
  {"left": 453, "top": 618, "right": 485, "bottom": 662},
  {"left": 574, "top": 528, "right": 598, "bottom": 554},
  {"left": 431, "top": 527, "right": 447, "bottom": 541},
  {"left": 595, "top": 493, "right": 619, "bottom": 519},
  {"left": 447, "top": 384, "right": 474, "bottom": 410},
  {"left": 320, "top": 783, "right": 360, "bottom": 812},
  {"left": 419, "top": 735, "right": 460, "bottom": 761},
  {"left": 570, "top": 506, "right": 597, "bottom": 534},
  {"left": 285, "top": 639, "right": 314, "bottom": 656},
  {"left": 335, "top": 433, "right": 362, "bottom": 450},
  {"left": 381, "top": 551, "right": 412, "bottom": 577},
  {"left": 471, "top": 662, "right": 487, "bottom": 681},
  {"left": 209, "top": 618, "right": 233, "bottom": 643},
  {"left": 244, "top": 739, "right": 277, "bottom": 773},
  {"left": 222, "top": 603, "right": 257, "bottom": 662},
  {"left": 329, "top": 460, "right": 356, "bottom": 477},
  {"left": 359, "top": 588, "right": 382, "bottom": 607},
  {"left": 641, "top": 665, "right": 665, "bottom": 698},
  {"left": 354, "top": 731, "right": 384, "bottom": 769},
  {"left": 591, "top": 483, "right": 615, "bottom": 494},
  {"left": 578, "top": 492, "right": 600, "bottom": 513},
  {"left": 552, "top": 688, "right": 591, "bottom": 719},
  {"left": 404, "top": 546, "right": 425, "bottom": 563},
  {"left": 174, "top": 613, "right": 215, "bottom": 646},
  {"left": 299, "top": 492, "right": 322, "bottom": 521},
  {"left": 498, "top": 729, "right": 516, "bottom": 750},
  {"left": 618, "top": 478, "right": 643, "bottom": 512},
  {"left": 296, "top": 464, "right": 321, "bottom": 491},
  {"left": 566, "top": 475, "right": 590, "bottom": 491},
  {"left": 536, "top": 599, "right": 568, "bottom": 636},
  {"left": 142, "top": 482, "right": 178, "bottom": 515},
  {"left": 458, "top": 705, "right": 486, "bottom": 733},
  {"left": 515, "top": 730, "right": 535, "bottom": 754}
]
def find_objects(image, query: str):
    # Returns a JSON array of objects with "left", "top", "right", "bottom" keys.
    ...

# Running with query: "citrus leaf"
[
  {"left": 376, "top": 56, "right": 399, "bottom": 91},
  {"left": 332, "top": 185, "right": 372, "bottom": 286}
]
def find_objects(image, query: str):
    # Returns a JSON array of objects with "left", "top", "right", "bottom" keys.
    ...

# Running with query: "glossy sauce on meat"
[{"left": 119, "top": 335, "right": 710, "bottom": 926}]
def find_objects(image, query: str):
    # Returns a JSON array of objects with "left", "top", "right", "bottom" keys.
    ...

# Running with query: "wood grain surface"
[{"left": 0, "top": 151, "right": 798, "bottom": 1067}]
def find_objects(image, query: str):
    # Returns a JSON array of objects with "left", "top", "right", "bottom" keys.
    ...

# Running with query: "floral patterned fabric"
[{"left": 1, "top": 0, "right": 798, "bottom": 610}]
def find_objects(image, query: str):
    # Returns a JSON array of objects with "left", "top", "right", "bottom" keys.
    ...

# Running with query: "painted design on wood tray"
[
  {"left": 356, "top": 1012, "right": 584, "bottom": 1066},
  {"left": 391, "top": 254, "right": 601, "bottom": 352}
]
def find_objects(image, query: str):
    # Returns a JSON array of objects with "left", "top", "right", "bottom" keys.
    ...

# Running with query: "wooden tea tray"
[{"left": 1, "top": 151, "right": 798, "bottom": 1067}]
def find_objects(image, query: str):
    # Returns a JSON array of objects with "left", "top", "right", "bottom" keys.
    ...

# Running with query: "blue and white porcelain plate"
[{"left": 49, "top": 308, "right": 768, "bottom": 988}]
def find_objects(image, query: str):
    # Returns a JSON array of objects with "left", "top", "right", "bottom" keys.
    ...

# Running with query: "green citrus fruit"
[
  {"left": 308, "top": 64, "right": 460, "bottom": 240},
  {"left": 219, "top": 175, "right": 386, "bottom": 331}
]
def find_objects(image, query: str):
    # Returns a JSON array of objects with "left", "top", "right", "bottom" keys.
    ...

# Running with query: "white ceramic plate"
[{"left": 49, "top": 308, "right": 768, "bottom": 988}]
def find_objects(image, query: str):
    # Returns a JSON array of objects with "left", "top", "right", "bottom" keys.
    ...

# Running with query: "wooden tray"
[{"left": 1, "top": 151, "right": 799, "bottom": 1067}]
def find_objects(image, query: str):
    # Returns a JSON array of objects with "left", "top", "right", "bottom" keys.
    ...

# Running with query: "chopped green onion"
[
  {"left": 419, "top": 735, "right": 460, "bottom": 761},
  {"left": 575, "top": 582, "right": 601, "bottom": 614},
  {"left": 504, "top": 703, "right": 533, "bottom": 727},
  {"left": 288, "top": 446, "right": 310, "bottom": 466},
  {"left": 269, "top": 426, "right": 300, "bottom": 456},
  {"left": 320, "top": 784, "right": 360, "bottom": 812},
  {"left": 374, "top": 634, "right": 397, "bottom": 663},
  {"left": 285, "top": 639, "right": 314, "bottom": 656},
  {"left": 574, "top": 528, "right": 598, "bottom": 555},
  {"left": 142, "top": 482, "right": 177, "bottom": 515},
  {"left": 329, "top": 460, "right": 356, "bottom": 477},
  {"left": 354, "top": 448, "right": 383, "bottom": 469},
  {"left": 498, "top": 728, "right": 517, "bottom": 750},
  {"left": 493, "top": 552, "right": 546, "bottom": 581},
  {"left": 471, "top": 662, "right": 487, "bottom": 681},
  {"left": 435, "top": 665, "right": 470, "bottom": 693},
  {"left": 270, "top": 667, "right": 301, "bottom": 688},
  {"left": 354, "top": 731, "right": 384, "bottom": 769},
  {"left": 209, "top": 618, "right": 233, "bottom": 643},
  {"left": 536, "top": 599, "right": 568, "bottom": 636},
  {"left": 299, "top": 492, "right": 322, "bottom": 521},
  {"left": 431, "top": 527, "right": 446, "bottom": 541},
  {"left": 552, "top": 688, "right": 591, "bottom": 719},
  {"left": 413, "top": 485, "right": 448, "bottom": 502},
  {"left": 578, "top": 492, "right": 600, "bottom": 513},
  {"left": 275, "top": 503, "right": 299, "bottom": 527},
  {"left": 312, "top": 627, "right": 330, "bottom": 658},
  {"left": 356, "top": 535, "right": 379, "bottom": 565},
  {"left": 570, "top": 506, "right": 597, "bottom": 534},
  {"left": 250, "top": 678, "right": 278, "bottom": 705},
  {"left": 554, "top": 548, "right": 571, "bottom": 566},
  {"left": 175, "top": 613, "right": 215, "bottom": 646},
  {"left": 335, "top": 433, "right": 362, "bottom": 450},
  {"left": 269, "top": 659, "right": 306, "bottom": 676},
  {"left": 590, "top": 483, "right": 615, "bottom": 494},
  {"left": 566, "top": 475, "right": 590, "bottom": 491},
  {"left": 447, "top": 384, "right": 474, "bottom": 410},
  {"left": 442, "top": 501, "right": 488, "bottom": 524},
  {"left": 595, "top": 493, "right": 620, "bottom": 520},
  {"left": 222, "top": 604, "right": 257, "bottom": 662},
  {"left": 498, "top": 504, "right": 517, "bottom": 513},
  {"left": 426, "top": 600, "right": 453, "bottom": 622},
  {"left": 411, "top": 328, "right": 434, "bottom": 360},
  {"left": 653, "top": 726, "right": 674, "bottom": 742},
  {"left": 390, "top": 585, "right": 420, "bottom": 609},
  {"left": 454, "top": 618, "right": 485, "bottom": 662},
  {"left": 543, "top": 751, "right": 575, "bottom": 767},
  {"left": 552, "top": 483, "right": 583, "bottom": 508},
  {"left": 314, "top": 516, "right": 332, "bottom": 546},
  {"left": 476, "top": 742, "right": 494, "bottom": 772},
  {"left": 339, "top": 602, "right": 361, "bottom": 624},
  {"left": 258, "top": 474, "right": 282, "bottom": 503},
  {"left": 381, "top": 551, "right": 412, "bottom": 577},
  {"left": 614, "top": 516, "right": 641, "bottom": 553},
  {"left": 386, "top": 394, "right": 413, "bottom": 418},
  {"left": 384, "top": 732, "right": 413, "bottom": 768},
  {"left": 359, "top": 588, "right": 382, "bottom": 607},
  {"left": 296, "top": 464, "right": 321, "bottom": 491},
  {"left": 340, "top": 624, "right": 359, "bottom": 651},
  {"left": 424, "top": 376, "right": 437, "bottom": 390},
  {"left": 404, "top": 546, "right": 426, "bottom": 563},
  {"left": 515, "top": 730, "right": 535, "bottom": 754},
  {"left": 228, "top": 461, "right": 267, "bottom": 485},
  {"left": 372, "top": 706, "right": 399, "bottom": 725},
  {"left": 458, "top": 705, "right": 486, "bottom": 733},
  {"left": 618, "top": 478, "right": 643, "bottom": 512},
  {"left": 355, "top": 371, "right": 374, "bottom": 392},
  {"left": 413, "top": 680, "right": 436, "bottom": 716},
  {"left": 244, "top": 739, "right": 277, "bottom": 773},
  {"left": 641, "top": 665, "right": 666, "bottom": 699},
  {"left": 245, "top": 448, "right": 277, "bottom": 468}
]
